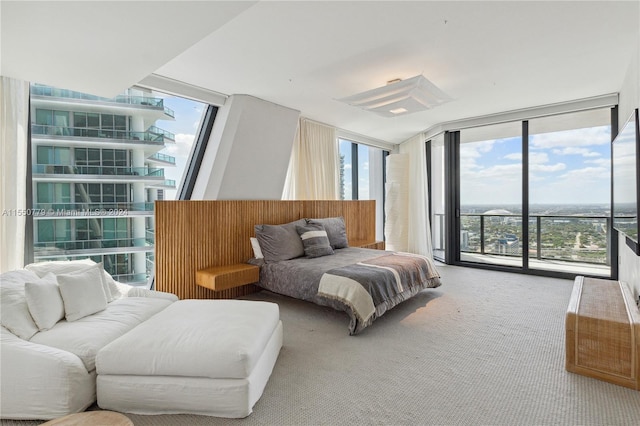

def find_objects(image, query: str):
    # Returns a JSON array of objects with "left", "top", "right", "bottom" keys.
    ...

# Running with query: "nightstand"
[
  {"left": 195, "top": 263, "right": 260, "bottom": 292},
  {"left": 353, "top": 241, "right": 386, "bottom": 250}
]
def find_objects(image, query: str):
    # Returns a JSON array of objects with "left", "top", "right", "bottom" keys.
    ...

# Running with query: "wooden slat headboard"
[{"left": 155, "top": 200, "right": 376, "bottom": 299}]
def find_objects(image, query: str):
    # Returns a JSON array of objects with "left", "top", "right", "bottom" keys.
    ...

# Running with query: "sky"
[
  {"left": 460, "top": 125, "right": 612, "bottom": 206},
  {"left": 150, "top": 94, "right": 207, "bottom": 199}
]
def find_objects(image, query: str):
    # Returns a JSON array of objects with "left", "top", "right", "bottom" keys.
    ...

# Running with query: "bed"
[{"left": 250, "top": 217, "right": 441, "bottom": 334}]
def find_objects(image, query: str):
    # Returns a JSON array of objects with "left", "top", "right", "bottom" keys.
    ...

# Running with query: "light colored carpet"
[{"left": 3, "top": 264, "right": 640, "bottom": 425}]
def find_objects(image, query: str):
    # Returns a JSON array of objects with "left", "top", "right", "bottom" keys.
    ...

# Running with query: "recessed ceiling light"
[{"left": 389, "top": 107, "right": 408, "bottom": 114}]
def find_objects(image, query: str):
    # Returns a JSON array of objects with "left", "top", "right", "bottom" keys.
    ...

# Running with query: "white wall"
[
  {"left": 192, "top": 95, "right": 300, "bottom": 200},
  {"left": 617, "top": 31, "right": 640, "bottom": 299}
]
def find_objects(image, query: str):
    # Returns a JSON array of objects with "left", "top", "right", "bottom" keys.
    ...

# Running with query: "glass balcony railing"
[
  {"left": 33, "top": 164, "right": 164, "bottom": 177},
  {"left": 32, "top": 125, "right": 167, "bottom": 143},
  {"left": 33, "top": 202, "right": 154, "bottom": 213},
  {"left": 31, "top": 85, "right": 175, "bottom": 118},
  {"left": 148, "top": 153, "right": 176, "bottom": 164},
  {"left": 147, "top": 126, "right": 175, "bottom": 142},
  {"left": 457, "top": 213, "right": 611, "bottom": 267},
  {"left": 34, "top": 237, "right": 151, "bottom": 251}
]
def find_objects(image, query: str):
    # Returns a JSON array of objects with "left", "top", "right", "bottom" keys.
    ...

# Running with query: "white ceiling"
[{"left": 2, "top": 1, "right": 639, "bottom": 144}]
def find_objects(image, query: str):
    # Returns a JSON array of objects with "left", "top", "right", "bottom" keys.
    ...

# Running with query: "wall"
[
  {"left": 192, "top": 94, "right": 300, "bottom": 200},
  {"left": 617, "top": 31, "right": 640, "bottom": 299}
]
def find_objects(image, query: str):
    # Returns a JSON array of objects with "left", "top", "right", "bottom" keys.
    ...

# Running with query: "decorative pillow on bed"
[
  {"left": 306, "top": 216, "right": 349, "bottom": 249},
  {"left": 255, "top": 219, "right": 306, "bottom": 262},
  {"left": 296, "top": 222, "right": 335, "bottom": 258}
]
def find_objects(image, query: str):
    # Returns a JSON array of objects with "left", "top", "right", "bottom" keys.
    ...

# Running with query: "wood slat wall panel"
[{"left": 155, "top": 200, "right": 376, "bottom": 300}]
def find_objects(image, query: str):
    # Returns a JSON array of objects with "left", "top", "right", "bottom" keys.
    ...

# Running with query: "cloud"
[
  {"left": 162, "top": 133, "right": 195, "bottom": 158},
  {"left": 558, "top": 166, "right": 610, "bottom": 181},
  {"left": 585, "top": 158, "right": 611, "bottom": 167},
  {"left": 530, "top": 125, "right": 610, "bottom": 149},
  {"left": 530, "top": 163, "right": 566, "bottom": 172},
  {"left": 552, "top": 147, "right": 601, "bottom": 157}
]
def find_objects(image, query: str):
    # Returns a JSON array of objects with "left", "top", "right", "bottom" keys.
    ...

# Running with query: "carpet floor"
[{"left": 3, "top": 264, "right": 640, "bottom": 425}]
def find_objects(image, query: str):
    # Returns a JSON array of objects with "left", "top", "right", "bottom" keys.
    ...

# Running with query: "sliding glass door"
[
  {"left": 458, "top": 121, "right": 523, "bottom": 268},
  {"left": 450, "top": 108, "right": 613, "bottom": 278}
]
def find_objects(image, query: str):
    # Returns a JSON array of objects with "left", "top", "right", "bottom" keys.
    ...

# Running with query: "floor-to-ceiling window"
[
  {"left": 527, "top": 109, "right": 611, "bottom": 276},
  {"left": 339, "top": 138, "right": 388, "bottom": 240},
  {"left": 458, "top": 121, "right": 524, "bottom": 268},
  {"left": 29, "top": 84, "right": 212, "bottom": 286},
  {"left": 429, "top": 134, "right": 446, "bottom": 262},
  {"left": 446, "top": 107, "right": 614, "bottom": 278}
]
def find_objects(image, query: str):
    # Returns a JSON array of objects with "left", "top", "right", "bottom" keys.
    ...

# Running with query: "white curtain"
[
  {"left": 384, "top": 154, "right": 409, "bottom": 252},
  {"left": 282, "top": 118, "right": 339, "bottom": 200},
  {"left": 400, "top": 134, "right": 433, "bottom": 257},
  {"left": 1, "top": 77, "right": 30, "bottom": 272}
]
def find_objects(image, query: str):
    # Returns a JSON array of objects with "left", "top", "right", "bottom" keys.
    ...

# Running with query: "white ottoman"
[{"left": 95, "top": 299, "right": 283, "bottom": 418}]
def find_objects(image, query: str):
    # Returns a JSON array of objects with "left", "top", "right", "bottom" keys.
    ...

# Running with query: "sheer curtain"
[
  {"left": 400, "top": 133, "right": 433, "bottom": 257},
  {"left": 283, "top": 118, "right": 338, "bottom": 200},
  {"left": 1, "top": 77, "right": 30, "bottom": 272}
]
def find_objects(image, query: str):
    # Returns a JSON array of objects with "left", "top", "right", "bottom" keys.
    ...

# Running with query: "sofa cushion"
[
  {"left": 25, "top": 273, "right": 65, "bottom": 330},
  {"left": 25, "top": 259, "right": 118, "bottom": 302},
  {"left": 30, "top": 297, "right": 173, "bottom": 372},
  {"left": 0, "top": 269, "right": 40, "bottom": 340},
  {"left": 57, "top": 264, "right": 108, "bottom": 322}
]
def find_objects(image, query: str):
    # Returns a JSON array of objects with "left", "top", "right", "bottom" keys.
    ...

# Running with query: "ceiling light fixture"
[{"left": 338, "top": 74, "right": 452, "bottom": 117}]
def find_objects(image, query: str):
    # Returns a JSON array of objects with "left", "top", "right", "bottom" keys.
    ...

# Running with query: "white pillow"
[
  {"left": 57, "top": 263, "right": 108, "bottom": 322},
  {"left": 0, "top": 269, "right": 40, "bottom": 340},
  {"left": 250, "top": 237, "right": 264, "bottom": 259},
  {"left": 25, "top": 273, "right": 64, "bottom": 330},
  {"left": 25, "top": 259, "right": 114, "bottom": 302}
]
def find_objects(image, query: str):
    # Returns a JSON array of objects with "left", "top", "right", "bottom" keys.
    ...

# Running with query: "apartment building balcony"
[
  {"left": 31, "top": 85, "right": 175, "bottom": 119},
  {"left": 32, "top": 164, "right": 166, "bottom": 184},
  {"left": 148, "top": 179, "right": 176, "bottom": 189},
  {"left": 147, "top": 126, "right": 175, "bottom": 142},
  {"left": 435, "top": 213, "right": 611, "bottom": 277},
  {"left": 33, "top": 202, "right": 154, "bottom": 217},
  {"left": 32, "top": 125, "right": 171, "bottom": 146},
  {"left": 147, "top": 152, "right": 176, "bottom": 166}
]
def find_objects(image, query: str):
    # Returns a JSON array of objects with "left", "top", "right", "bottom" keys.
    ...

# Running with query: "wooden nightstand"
[
  {"left": 196, "top": 263, "right": 260, "bottom": 292},
  {"left": 354, "top": 241, "right": 386, "bottom": 250}
]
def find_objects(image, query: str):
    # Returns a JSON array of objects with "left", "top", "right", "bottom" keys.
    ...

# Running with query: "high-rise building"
[{"left": 29, "top": 84, "right": 176, "bottom": 285}]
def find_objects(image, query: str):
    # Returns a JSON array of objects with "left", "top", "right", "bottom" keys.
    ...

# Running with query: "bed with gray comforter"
[{"left": 250, "top": 247, "right": 441, "bottom": 334}]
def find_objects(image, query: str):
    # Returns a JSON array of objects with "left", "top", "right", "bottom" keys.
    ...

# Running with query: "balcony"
[
  {"left": 147, "top": 126, "right": 175, "bottom": 142},
  {"left": 33, "top": 164, "right": 164, "bottom": 178},
  {"left": 31, "top": 85, "right": 175, "bottom": 118},
  {"left": 33, "top": 202, "right": 154, "bottom": 217},
  {"left": 32, "top": 125, "right": 169, "bottom": 145},
  {"left": 438, "top": 213, "right": 611, "bottom": 276},
  {"left": 149, "top": 179, "right": 176, "bottom": 189},
  {"left": 148, "top": 152, "right": 176, "bottom": 165}
]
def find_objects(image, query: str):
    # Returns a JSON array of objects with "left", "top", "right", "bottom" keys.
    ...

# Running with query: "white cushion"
[
  {"left": 25, "top": 259, "right": 115, "bottom": 302},
  {"left": 57, "top": 264, "right": 108, "bottom": 322},
  {"left": 30, "top": 297, "right": 174, "bottom": 371},
  {"left": 250, "top": 237, "right": 264, "bottom": 259},
  {"left": 0, "top": 270, "right": 40, "bottom": 340},
  {"left": 97, "top": 300, "right": 280, "bottom": 379},
  {"left": 25, "top": 273, "right": 64, "bottom": 330}
]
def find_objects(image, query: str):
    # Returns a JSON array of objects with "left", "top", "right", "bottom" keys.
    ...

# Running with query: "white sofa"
[{"left": 0, "top": 260, "right": 178, "bottom": 420}]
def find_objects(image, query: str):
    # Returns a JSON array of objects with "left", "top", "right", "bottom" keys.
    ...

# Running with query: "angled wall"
[{"left": 192, "top": 94, "right": 300, "bottom": 200}]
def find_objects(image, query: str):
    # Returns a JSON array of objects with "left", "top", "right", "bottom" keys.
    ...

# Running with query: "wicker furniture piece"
[{"left": 566, "top": 276, "right": 640, "bottom": 390}]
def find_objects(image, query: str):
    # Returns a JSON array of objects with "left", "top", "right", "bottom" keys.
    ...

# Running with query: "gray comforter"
[{"left": 250, "top": 247, "right": 441, "bottom": 334}]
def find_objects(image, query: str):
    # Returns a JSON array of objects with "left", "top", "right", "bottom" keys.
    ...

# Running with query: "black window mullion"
[
  {"left": 351, "top": 143, "right": 358, "bottom": 200},
  {"left": 177, "top": 105, "right": 218, "bottom": 200},
  {"left": 522, "top": 120, "right": 529, "bottom": 271},
  {"left": 610, "top": 106, "right": 619, "bottom": 279}
]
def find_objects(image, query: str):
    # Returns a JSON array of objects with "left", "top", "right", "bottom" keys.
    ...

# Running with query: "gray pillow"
[
  {"left": 255, "top": 219, "right": 306, "bottom": 263},
  {"left": 296, "top": 223, "right": 335, "bottom": 258},
  {"left": 307, "top": 217, "right": 349, "bottom": 249}
]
